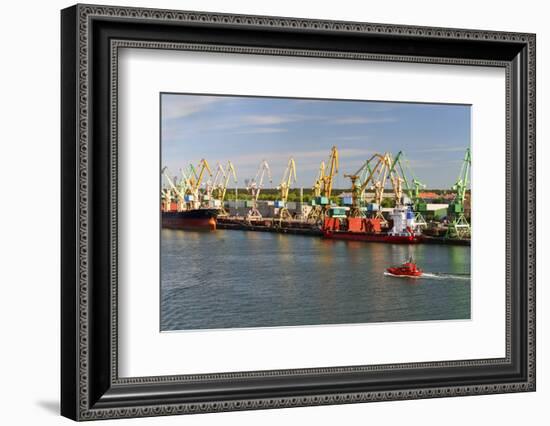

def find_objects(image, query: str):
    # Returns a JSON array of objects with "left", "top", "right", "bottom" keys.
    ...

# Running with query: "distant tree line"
[{"left": 223, "top": 188, "right": 469, "bottom": 205}]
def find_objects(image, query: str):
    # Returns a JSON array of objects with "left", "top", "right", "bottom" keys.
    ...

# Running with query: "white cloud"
[
  {"left": 233, "top": 127, "right": 289, "bottom": 134},
  {"left": 332, "top": 135, "right": 368, "bottom": 141},
  {"left": 227, "top": 148, "right": 376, "bottom": 171},
  {"left": 240, "top": 115, "right": 299, "bottom": 125},
  {"left": 332, "top": 116, "right": 396, "bottom": 125},
  {"left": 409, "top": 146, "right": 469, "bottom": 153},
  {"left": 161, "top": 95, "right": 227, "bottom": 120},
  {"left": 238, "top": 114, "right": 329, "bottom": 126}
]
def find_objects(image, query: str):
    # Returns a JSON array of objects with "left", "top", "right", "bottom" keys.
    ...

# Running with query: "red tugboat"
[{"left": 386, "top": 257, "right": 423, "bottom": 278}]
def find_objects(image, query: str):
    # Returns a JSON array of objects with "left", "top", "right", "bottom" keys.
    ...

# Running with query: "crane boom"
[
  {"left": 307, "top": 146, "right": 339, "bottom": 224},
  {"left": 344, "top": 153, "right": 389, "bottom": 217},
  {"left": 446, "top": 147, "right": 471, "bottom": 238},
  {"left": 390, "top": 151, "right": 426, "bottom": 205},
  {"left": 246, "top": 160, "right": 272, "bottom": 220},
  {"left": 275, "top": 157, "right": 297, "bottom": 224},
  {"left": 161, "top": 167, "right": 186, "bottom": 211},
  {"left": 322, "top": 146, "right": 339, "bottom": 199},
  {"left": 247, "top": 160, "right": 272, "bottom": 202},
  {"left": 312, "top": 161, "right": 325, "bottom": 197},
  {"left": 453, "top": 147, "right": 471, "bottom": 204},
  {"left": 211, "top": 162, "right": 226, "bottom": 189},
  {"left": 278, "top": 157, "right": 297, "bottom": 203},
  {"left": 220, "top": 161, "right": 237, "bottom": 202},
  {"left": 194, "top": 158, "right": 212, "bottom": 190}
]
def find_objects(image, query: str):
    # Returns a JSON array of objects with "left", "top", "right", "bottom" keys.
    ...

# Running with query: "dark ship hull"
[{"left": 162, "top": 209, "right": 219, "bottom": 231}]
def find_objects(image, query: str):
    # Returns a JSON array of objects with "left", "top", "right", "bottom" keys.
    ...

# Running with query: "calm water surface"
[{"left": 161, "top": 229, "right": 470, "bottom": 331}]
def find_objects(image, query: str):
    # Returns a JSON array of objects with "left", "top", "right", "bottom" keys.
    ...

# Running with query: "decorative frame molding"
[{"left": 61, "top": 4, "right": 535, "bottom": 421}]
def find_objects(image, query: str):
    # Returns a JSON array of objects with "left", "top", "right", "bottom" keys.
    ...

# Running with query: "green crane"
[
  {"left": 389, "top": 151, "right": 427, "bottom": 226},
  {"left": 446, "top": 147, "right": 471, "bottom": 238},
  {"left": 344, "top": 153, "right": 390, "bottom": 218}
]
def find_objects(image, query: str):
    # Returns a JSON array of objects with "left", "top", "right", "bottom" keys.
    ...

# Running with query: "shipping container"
[
  {"left": 450, "top": 203, "right": 464, "bottom": 213},
  {"left": 316, "top": 196, "right": 329, "bottom": 205},
  {"left": 367, "top": 203, "right": 379, "bottom": 211},
  {"left": 329, "top": 207, "right": 347, "bottom": 217},
  {"left": 347, "top": 217, "right": 382, "bottom": 233},
  {"left": 426, "top": 203, "right": 448, "bottom": 210},
  {"left": 433, "top": 208, "right": 447, "bottom": 219},
  {"left": 342, "top": 197, "right": 353, "bottom": 205},
  {"left": 274, "top": 201, "right": 285, "bottom": 208}
]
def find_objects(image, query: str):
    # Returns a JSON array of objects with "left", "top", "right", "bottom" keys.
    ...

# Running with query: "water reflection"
[{"left": 161, "top": 229, "right": 471, "bottom": 330}]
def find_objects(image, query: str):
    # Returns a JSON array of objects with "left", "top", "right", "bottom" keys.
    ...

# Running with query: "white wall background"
[{"left": 0, "top": 0, "right": 545, "bottom": 424}]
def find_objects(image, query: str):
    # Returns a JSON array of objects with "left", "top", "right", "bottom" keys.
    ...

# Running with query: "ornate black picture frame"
[{"left": 61, "top": 4, "right": 536, "bottom": 421}]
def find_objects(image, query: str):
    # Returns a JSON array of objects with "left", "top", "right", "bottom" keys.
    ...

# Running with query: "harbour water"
[{"left": 161, "top": 229, "right": 471, "bottom": 331}]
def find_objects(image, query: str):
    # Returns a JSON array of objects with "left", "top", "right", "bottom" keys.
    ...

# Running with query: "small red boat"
[{"left": 386, "top": 257, "right": 423, "bottom": 278}]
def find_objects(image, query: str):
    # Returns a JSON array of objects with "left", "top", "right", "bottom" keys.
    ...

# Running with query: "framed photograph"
[{"left": 61, "top": 4, "right": 536, "bottom": 421}]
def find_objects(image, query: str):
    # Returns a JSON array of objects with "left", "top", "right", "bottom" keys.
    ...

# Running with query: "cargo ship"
[
  {"left": 322, "top": 206, "right": 423, "bottom": 244},
  {"left": 162, "top": 208, "right": 219, "bottom": 231}
]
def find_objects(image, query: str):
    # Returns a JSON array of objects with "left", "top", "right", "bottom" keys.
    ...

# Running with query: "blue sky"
[{"left": 161, "top": 93, "right": 470, "bottom": 189}]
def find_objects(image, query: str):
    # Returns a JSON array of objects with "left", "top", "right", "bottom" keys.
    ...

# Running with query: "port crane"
[
  {"left": 446, "top": 147, "right": 471, "bottom": 238},
  {"left": 161, "top": 187, "right": 173, "bottom": 212},
  {"left": 390, "top": 151, "right": 427, "bottom": 226},
  {"left": 307, "top": 146, "right": 340, "bottom": 223},
  {"left": 246, "top": 160, "right": 272, "bottom": 220},
  {"left": 207, "top": 162, "right": 226, "bottom": 199},
  {"left": 313, "top": 161, "right": 325, "bottom": 197},
  {"left": 344, "top": 153, "right": 391, "bottom": 218},
  {"left": 365, "top": 152, "right": 394, "bottom": 225},
  {"left": 161, "top": 167, "right": 185, "bottom": 211},
  {"left": 213, "top": 161, "right": 237, "bottom": 216},
  {"left": 276, "top": 157, "right": 297, "bottom": 224},
  {"left": 307, "top": 160, "right": 326, "bottom": 223},
  {"left": 189, "top": 159, "right": 212, "bottom": 208},
  {"left": 173, "top": 165, "right": 198, "bottom": 208},
  {"left": 322, "top": 146, "right": 339, "bottom": 201}
]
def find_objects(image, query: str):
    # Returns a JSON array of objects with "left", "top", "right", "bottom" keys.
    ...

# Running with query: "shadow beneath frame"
[{"left": 36, "top": 400, "right": 59, "bottom": 415}]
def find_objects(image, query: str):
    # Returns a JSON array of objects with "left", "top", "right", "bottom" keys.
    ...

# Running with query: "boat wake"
[{"left": 384, "top": 272, "right": 470, "bottom": 280}]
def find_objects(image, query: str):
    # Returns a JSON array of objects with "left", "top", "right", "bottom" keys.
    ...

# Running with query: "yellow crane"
[
  {"left": 246, "top": 160, "right": 272, "bottom": 220},
  {"left": 172, "top": 165, "right": 198, "bottom": 209},
  {"left": 368, "top": 152, "right": 394, "bottom": 224},
  {"left": 208, "top": 162, "right": 226, "bottom": 199},
  {"left": 307, "top": 146, "right": 339, "bottom": 223},
  {"left": 322, "top": 146, "right": 339, "bottom": 200},
  {"left": 194, "top": 159, "right": 212, "bottom": 189},
  {"left": 312, "top": 161, "right": 325, "bottom": 198},
  {"left": 189, "top": 159, "right": 212, "bottom": 208},
  {"left": 306, "top": 161, "right": 325, "bottom": 223},
  {"left": 276, "top": 157, "right": 297, "bottom": 224},
  {"left": 213, "top": 161, "right": 237, "bottom": 215},
  {"left": 344, "top": 153, "right": 391, "bottom": 218}
]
